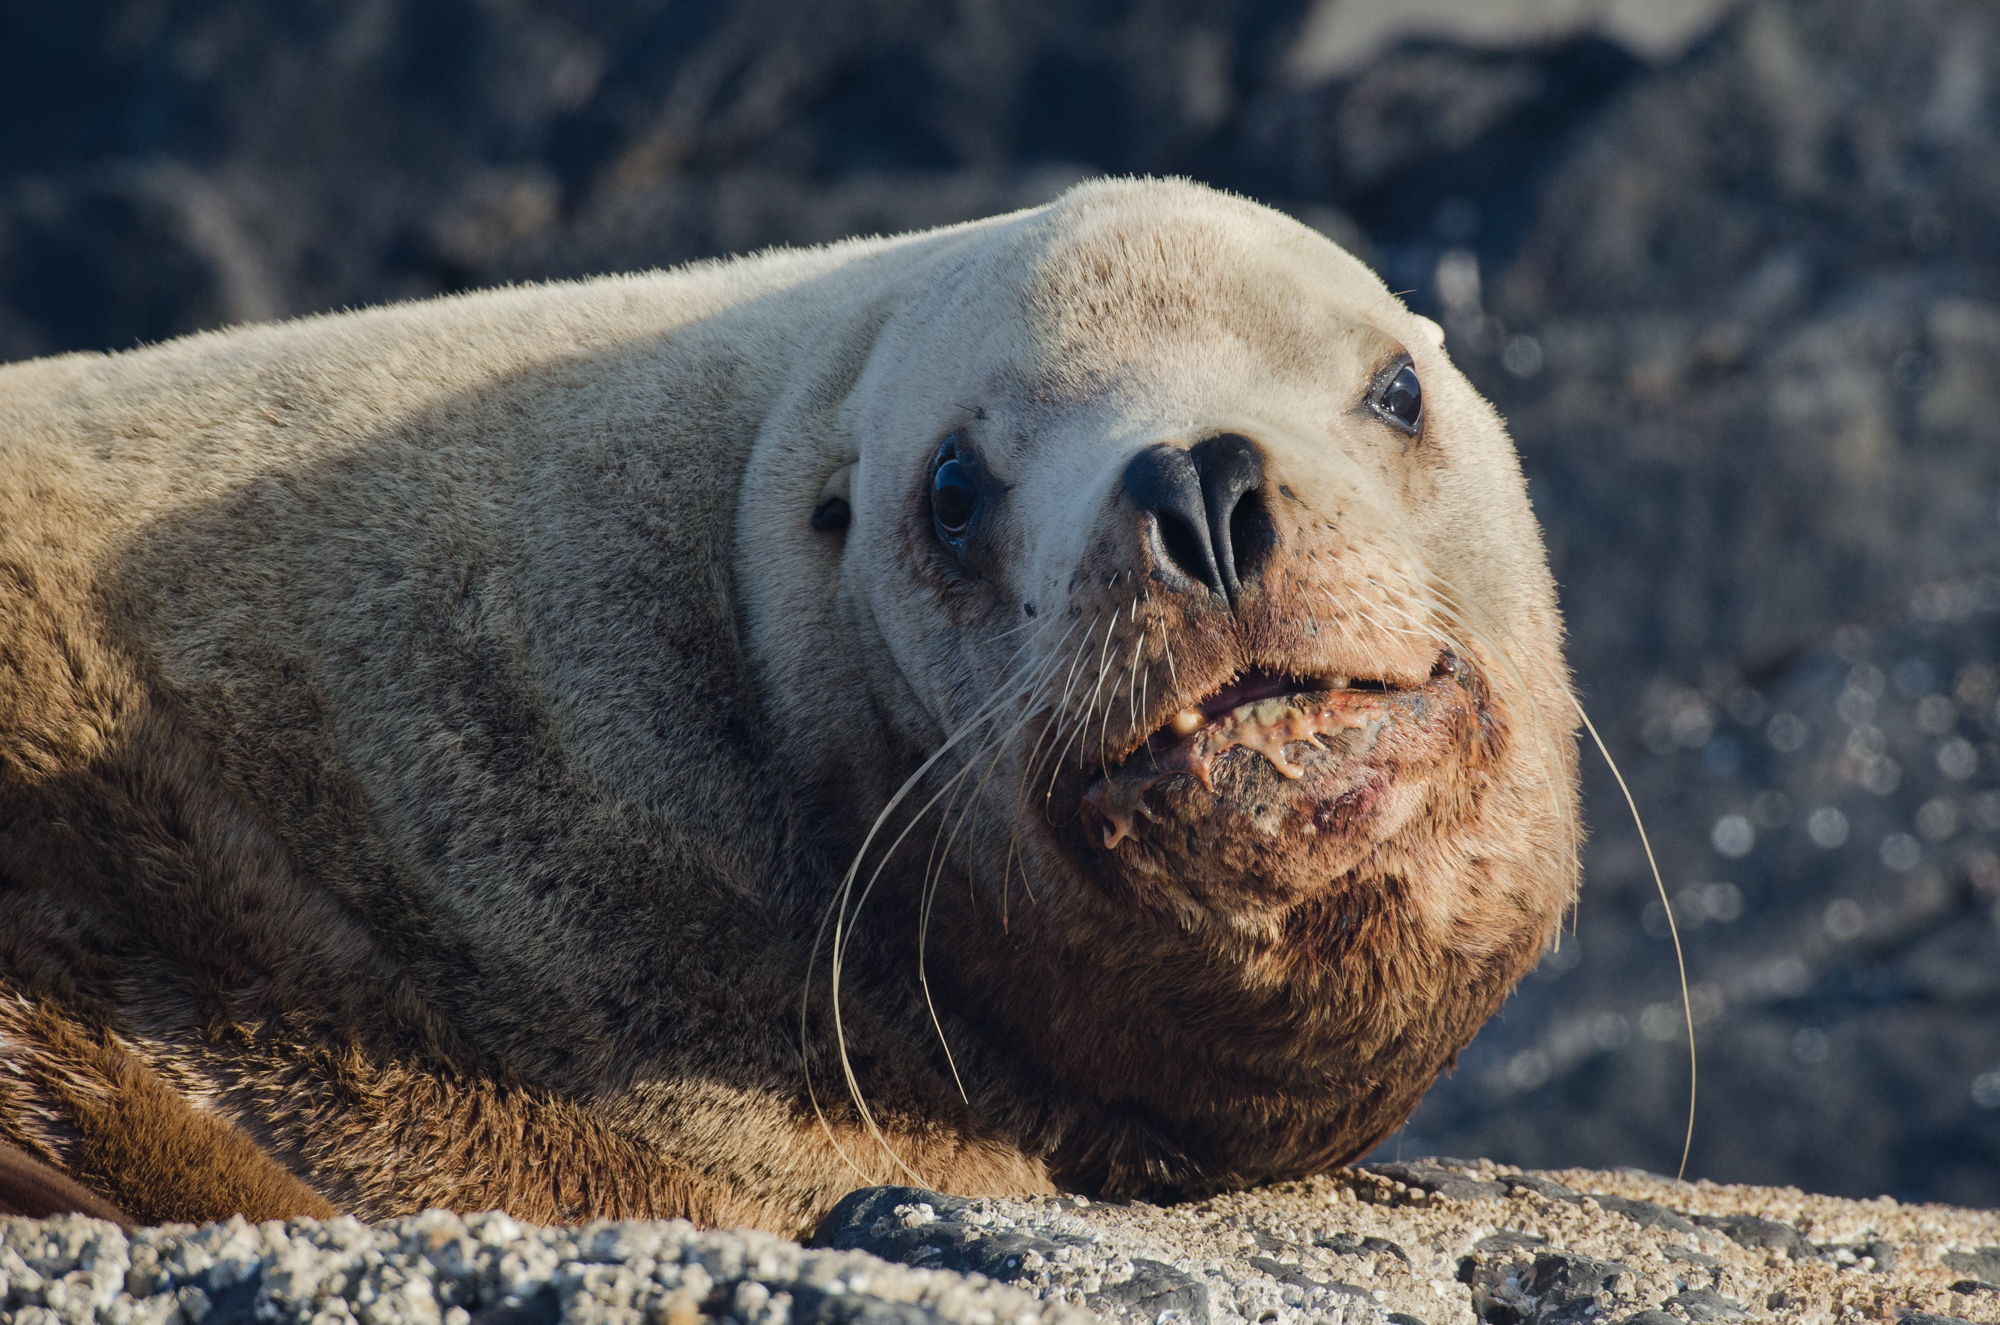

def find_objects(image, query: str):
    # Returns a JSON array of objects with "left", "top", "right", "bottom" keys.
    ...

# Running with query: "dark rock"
[
  {"left": 1949, "top": 1279, "right": 1999, "bottom": 1295},
  {"left": 813, "top": 1187, "right": 1029, "bottom": 1279},
  {"left": 1086, "top": 1259, "right": 1213, "bottom": 1324},
  {"left": 1662, "top": 1287, "right": 1749, "bottom": 1322},
  {"left": 1944, "top": 1248, "right": 2000, "bottom": 1283},
  {"left": 1614, "top": 1314, "right": 1680, "bottom": 1325},
  {"left": 1694, "top": 1215, "right": 1810, "bottom": 1258},
  {"left": 1317, "top": 1233, "right": 1412, "bottom": 1263},
  {"left": 1366, "top": 1160, "right": 1508, "bottom": 1201},
  {"left": 811, "top": 1187, "right": 1209, "bottom": 1324},
  {"left": 1524, "top": 1252, "right": 1636, "bottom": 1324},
  {"left": 1465, "top": 1248, "right": 1634, "bottom": 1325},
  {"left": 468, "top": 1286, "right": 561, "bottom": 1325},
  {"left": 1242, "top": 1227, "right": 1288, "bottom": 1254},
  {"left": 1660, "top": 1244, "right": 1719, "bottom": 1269},
  {"left": 1593, "top": 1197, "right": 1698, "bottom": 1236},
  {"left": 818, "top": 1301, "right": 958, "bottom": 1325},
  {"left": 1810, "top": 1238, "right": 1899, "bottom": 1273},
  {"left": 1900, "top": 1316, "right": 1980, "bottom": 1325},
  {"left": 197, "top": 1274, "right": 266, "bottom": 1325},
  {"left": 1474, "top": 1231, "right": 1551, "bottom": 1255}
]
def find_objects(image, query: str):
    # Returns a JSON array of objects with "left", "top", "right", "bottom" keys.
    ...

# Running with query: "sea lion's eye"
[
  {"left": 932, "top": 458, "right": 979, "bottom": 536},
  {"left": 1372, "top": 362, "right": 1423, "bottom": 433}
]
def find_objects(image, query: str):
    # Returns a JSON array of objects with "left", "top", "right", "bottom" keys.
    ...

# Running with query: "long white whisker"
[
  {"left": 914, "top": 643, "right": 1070, "bottom": 1102},
  {"left": 1020, "top": 617, "right": 1099, "bottom": 799},
  {"left": 1125, "top": 604, "right": 1146, "bottom": 735},
  {"left": 1574, "top": 700, "right": 1694, "bottom": 1181},
  {"left": 803, "top": 627, "right": 1072, "bottom": 1187},
  {"left": 1084, "top": 605, "right": 1123, "bottom": 772},
  {"left": 1039, "top": 612, "right": 1121, "bottom": 803},
  {"left": 1137, "top": 617, "right": 1153, "bottom": 763},
  {"left": 1345, "top": 543, "right": 1623, "bottom": 1158}
]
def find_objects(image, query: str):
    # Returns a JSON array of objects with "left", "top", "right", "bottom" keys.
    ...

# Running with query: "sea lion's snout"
[
  {"left": 1039, "top": 426, "right": 1500, "bottom": 916},
  {"left": 1121, "top": 435, "right": 1277, "bottom": 604}
]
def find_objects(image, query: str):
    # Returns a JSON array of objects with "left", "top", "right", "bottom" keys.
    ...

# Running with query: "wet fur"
[{"left": 0, "top": 179, "right": 1577, "bottom": 1233}]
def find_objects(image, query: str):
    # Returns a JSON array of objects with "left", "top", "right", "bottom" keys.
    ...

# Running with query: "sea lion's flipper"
[
  {"left": 0, "top": 1138, "right": 129, "bottom": 1223},
  {"left": 0, "top": 998, "right": 337, "bottom": 1226}
]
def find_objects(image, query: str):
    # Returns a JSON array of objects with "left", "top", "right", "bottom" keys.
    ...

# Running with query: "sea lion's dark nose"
[{"left": 1122, "top": 434, "right": 1275, "bottom": 603}]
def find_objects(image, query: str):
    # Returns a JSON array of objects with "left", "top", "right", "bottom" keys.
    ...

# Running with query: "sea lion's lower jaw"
[{"left": 1077, "top": 653, "right": 1481, "bottom": 908}]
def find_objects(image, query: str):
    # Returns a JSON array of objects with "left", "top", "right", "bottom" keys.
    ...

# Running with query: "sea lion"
[{"left": 0, "top": 177, "right": 1579, "bottom": 1236}]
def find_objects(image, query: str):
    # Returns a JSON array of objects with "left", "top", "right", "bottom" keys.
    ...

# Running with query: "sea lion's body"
[{"left": 0, "top": 180, "right": 1578, "bottom": 1234}]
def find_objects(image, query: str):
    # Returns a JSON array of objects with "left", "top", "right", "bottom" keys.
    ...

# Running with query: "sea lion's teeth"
[
  {"left": 1168, "top": 708, "right": 1206, "bottom": 737},
  {"left": 1328, "top": 676, "right": 1351, "bottom": 689},
  {"left": 1235, "top": 697, "right": 1296, "bottom": 727}
]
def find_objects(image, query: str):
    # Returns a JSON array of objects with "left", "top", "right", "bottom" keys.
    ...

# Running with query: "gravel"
[
  {"left": 15, "top": 1161, "right": 2000, "bottom": 1325},
  {"left": 0, "top": 1209, "right": 1084, "bottom": 1325},
  {"left": 813, "top": 1161, "right": 2000, "bottom": 1325}
]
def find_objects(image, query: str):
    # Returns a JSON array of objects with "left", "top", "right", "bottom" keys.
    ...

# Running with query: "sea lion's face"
[{"left": 787, "top": 182, "right": 1578, "bottom": 1195}]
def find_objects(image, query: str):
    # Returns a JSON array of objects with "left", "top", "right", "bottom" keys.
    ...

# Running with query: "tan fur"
[{"left": 0, "top": 178, "right": 1578, "bottom": 1233}]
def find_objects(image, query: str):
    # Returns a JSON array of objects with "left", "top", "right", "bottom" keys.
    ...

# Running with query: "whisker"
[
  {"left": 1022, "top": 616, "right": 1102, "bottom": 787},
  {"left": 1035, "top": 611, "right": 1120, "bottom": 805},
  {"left": 1574, "top": 699, "right": 1695, "bottom": 1181},
  {"left": 1137, "top": 617, "right": 1153, "bottom": 767},
  {"left": 1343, "top": 545, "right": 1622, "bottom": 1155},
  {"left": 1050, "top": 639, "right": 1117, "bottom": 803},
  {"left": 1085, "top": 605, "right": 1123, "bottom": 773},
  {"left": 914, "top": 643, "right": 1071, "bottom": 1103},
  {"left": 1125, "top": 602, "right": 1146, "bottom": 736},
  {"left": 802, "top": 625, "right": 1074, "bottom": 1187}
]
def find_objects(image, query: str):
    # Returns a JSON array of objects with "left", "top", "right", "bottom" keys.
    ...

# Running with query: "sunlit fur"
[{"left": 0, "top": 178, "right": 1577, "bottom": 1234}]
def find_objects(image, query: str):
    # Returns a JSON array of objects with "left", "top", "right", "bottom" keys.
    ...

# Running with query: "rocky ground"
[
  {"left": 13, "top": 1161, "right": 2000, "bottom": 1324},
  {"left": 5, "top": 0, "right": 2000, "bottom": 1202}
]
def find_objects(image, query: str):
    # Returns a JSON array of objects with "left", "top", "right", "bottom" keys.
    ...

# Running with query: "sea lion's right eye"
[{"left": 932, "top": 458, "right": 979, "bottom": 536}]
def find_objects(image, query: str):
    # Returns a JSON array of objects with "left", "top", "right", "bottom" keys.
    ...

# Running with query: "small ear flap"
[
  {"left": 1413, "top": 316, "right": 1447, "bottom": 349},
  {"left": 812, "top": 462, "right": 856, "bottom": 532}
]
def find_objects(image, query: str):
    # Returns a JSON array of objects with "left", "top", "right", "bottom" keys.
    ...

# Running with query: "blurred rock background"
[{"left": 5, "top": 0, "right": 1999, "bottom": 1206}]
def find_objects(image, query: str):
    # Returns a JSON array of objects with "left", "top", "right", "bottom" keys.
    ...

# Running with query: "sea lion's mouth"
[
  {"left": 1143, "top": 667, "right": 1395, "bottom": 751},
  {"left": 1078, "top": 655, "right": 1466, "bottom": 862}
]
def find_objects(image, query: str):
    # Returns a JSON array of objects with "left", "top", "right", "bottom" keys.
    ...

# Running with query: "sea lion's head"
[{"left": 746, "top": 178, "right": 1579, "bottom": 1198}]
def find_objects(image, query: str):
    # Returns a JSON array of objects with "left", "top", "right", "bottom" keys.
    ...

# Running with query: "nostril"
[
  {"left": 1189, "top": 433, "right": 1270, "bottom": 599},
  {"left": 1154, "top": 510, "right": 1210, "bottom": 589},
  {"left": 1123, "top": 444, "right": 1223, "bottom": 596},
  {"left": 1227, "top": 488, "right": 1276, "bottom": 585}
]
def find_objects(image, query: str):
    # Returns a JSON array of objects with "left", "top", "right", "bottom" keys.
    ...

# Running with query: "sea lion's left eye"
[
  {"left": 1372, "top": 362, "right": 1423, "bottom": 433},
  {"left": 932, "top": 458, "right": 979, "bottom": 536}
]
